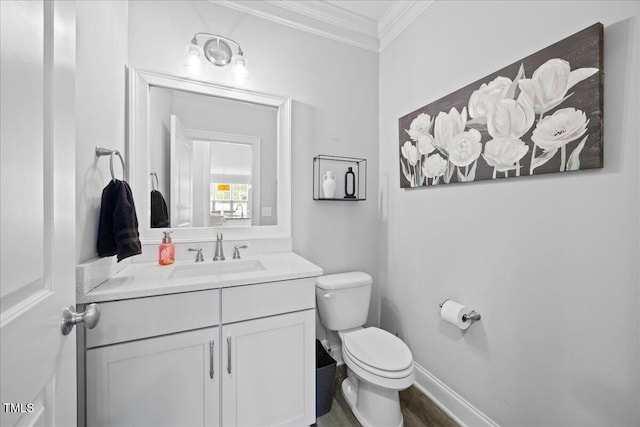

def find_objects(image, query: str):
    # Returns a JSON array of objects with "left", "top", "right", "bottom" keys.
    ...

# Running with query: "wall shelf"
[{"left": 313, "top": 155, "right": 366, "bottom": 201}]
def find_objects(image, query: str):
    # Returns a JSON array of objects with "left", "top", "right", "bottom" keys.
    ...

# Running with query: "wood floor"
[{"left": 314, "top": 365, "right": 459, "bottom": 427}]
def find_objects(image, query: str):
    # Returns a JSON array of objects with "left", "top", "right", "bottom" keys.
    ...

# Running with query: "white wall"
[
  {"left": 75, "top": 1, "right": 128, "bottom": 264},
  {"left": 379, "top": 1, "right": 640, "bottom": 426},
  {"left": 75, "top": 1, "right": 380, "bottom": 325}
]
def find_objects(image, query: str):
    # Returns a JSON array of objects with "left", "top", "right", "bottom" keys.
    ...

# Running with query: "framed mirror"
[{"left": 128, "top": 68, "right": 291, "bottom": 243}]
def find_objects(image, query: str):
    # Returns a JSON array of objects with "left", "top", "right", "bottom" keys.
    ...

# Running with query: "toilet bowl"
[
  {"left": 340, "top": 327, "right": 415, "bottom": 427},
  {"left": 316, "top": 272, "right": 415, "bottom": 427}
]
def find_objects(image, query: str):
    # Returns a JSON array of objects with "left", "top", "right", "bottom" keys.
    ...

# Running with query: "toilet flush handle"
[{"left": 323, "top": 292, "right": 335, "bottom": 299}]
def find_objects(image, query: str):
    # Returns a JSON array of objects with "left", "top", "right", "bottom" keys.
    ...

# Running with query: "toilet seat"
[{"left": 342, "top": 328, "right": 414, "bottom": 380}]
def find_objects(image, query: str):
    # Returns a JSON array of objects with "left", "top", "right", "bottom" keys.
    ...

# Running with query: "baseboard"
[
  {"left": 327, "top": 341, "right": 499, "bottom": 426},
  {"left": 413, "top": 362, "right": 499, "bottom": 427}
]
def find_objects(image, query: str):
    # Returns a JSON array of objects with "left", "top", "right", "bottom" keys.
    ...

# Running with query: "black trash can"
[{"left": 315, "top": 339, "right": 337, "bottom": 417}]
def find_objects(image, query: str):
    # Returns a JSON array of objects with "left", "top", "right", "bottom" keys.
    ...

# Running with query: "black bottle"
[{"left": 344, "top": 167, "right": 356, "bottom": 199}]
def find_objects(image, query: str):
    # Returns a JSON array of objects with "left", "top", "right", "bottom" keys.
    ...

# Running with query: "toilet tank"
[{"left": 315, "top": 272, "right": 372, "bottom": 331}]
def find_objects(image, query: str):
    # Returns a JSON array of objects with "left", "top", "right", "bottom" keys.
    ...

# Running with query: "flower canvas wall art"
[{"left": 398, "top": 23, "right": 603, "bottom": 188}]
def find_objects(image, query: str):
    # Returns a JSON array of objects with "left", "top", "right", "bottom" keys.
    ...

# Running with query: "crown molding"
[
  {"left": 213, "top": 0, "right": 379, "bottom": 52},
  {"left": 265, "top": 1, "right": 378, "bottom": 38},
  {"left": 212, "top": 0, "right": 434, "bottom": 53},
  {"left": 379, "top": 1, "right": 434, "bottom": 50}
]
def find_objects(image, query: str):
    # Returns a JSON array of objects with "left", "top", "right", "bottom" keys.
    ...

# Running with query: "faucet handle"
[
  {"left": 188, "top": 247, "right": 204, "bottom": 262},
  {"left": 232, "top": 244, "right": 249, "bottom": 259}
]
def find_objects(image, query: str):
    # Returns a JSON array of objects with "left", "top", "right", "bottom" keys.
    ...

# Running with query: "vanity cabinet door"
[
  {"left": 221, "top": 310, "right": 315, "bottom": 427},
  {"left": 86, "top": 327, "right": 220, "bottom": 427}
]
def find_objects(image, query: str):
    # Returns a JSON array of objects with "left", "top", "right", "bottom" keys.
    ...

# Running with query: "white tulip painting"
[{"left": 399, "top": 23, "right": 603, "bottom": 188}]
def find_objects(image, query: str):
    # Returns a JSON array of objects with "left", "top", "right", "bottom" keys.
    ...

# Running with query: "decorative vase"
[
  {"left": 322, "top": 170, "right": 336, "bottom": 199},
  {"left": 344, "top": 167, "right": 356, "bottom": 198}
]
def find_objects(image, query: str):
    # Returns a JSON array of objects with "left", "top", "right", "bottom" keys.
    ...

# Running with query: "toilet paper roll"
[{"left": 440, "top": 300, "right": 471, "bottom": 330}]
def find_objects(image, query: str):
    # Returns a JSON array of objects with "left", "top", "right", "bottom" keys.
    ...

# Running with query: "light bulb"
[
  {"left": 231, "top": 53, "right": 248, "bottom": 84},
  {"left": 231, "top": 51, "right": 245, "bottom": 66},
  {"left": 185, "top": 42, "right": 203, "bottom": 58},
  {"left": 184, "top": 42, "right": 203, "bottom": 74}
]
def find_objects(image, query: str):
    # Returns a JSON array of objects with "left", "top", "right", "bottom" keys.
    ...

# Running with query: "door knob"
[{"left": 61, "top": 303, "right": 100, "bottom": 335}]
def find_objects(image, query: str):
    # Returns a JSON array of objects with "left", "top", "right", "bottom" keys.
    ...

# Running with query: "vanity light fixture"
[{"left": 186, "top": 33, "right": 247, "bottom": 83}]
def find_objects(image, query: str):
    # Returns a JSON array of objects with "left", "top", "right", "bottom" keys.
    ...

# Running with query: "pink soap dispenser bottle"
[{"left": 159, "top": 231, "right": 175, "bottom": 265}]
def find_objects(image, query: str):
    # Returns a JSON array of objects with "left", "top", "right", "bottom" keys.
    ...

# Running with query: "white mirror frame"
[{"left": 128, "top": 68, "right": 291, "bottom": 244}]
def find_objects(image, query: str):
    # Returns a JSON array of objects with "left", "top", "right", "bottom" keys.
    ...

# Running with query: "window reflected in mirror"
[{"left": 211, "top": 182, "right": 250, "bottom": 226}]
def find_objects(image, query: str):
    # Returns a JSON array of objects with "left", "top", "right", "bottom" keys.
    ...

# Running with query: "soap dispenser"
[{"left": 159, "top": 231, "right": 175, "bottom": 265}]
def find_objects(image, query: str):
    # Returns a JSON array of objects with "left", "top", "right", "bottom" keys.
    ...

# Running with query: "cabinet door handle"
[
  {"left": 227, "top": 336, "right": 232, "bottom": 374},
  {"left": 209, "top": 340, "right": 214, "bottom": 379}
]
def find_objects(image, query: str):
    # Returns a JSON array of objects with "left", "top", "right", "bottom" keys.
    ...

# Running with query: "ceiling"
[{"left": 214, "top": 0, "right": 434, "bottom": 52}]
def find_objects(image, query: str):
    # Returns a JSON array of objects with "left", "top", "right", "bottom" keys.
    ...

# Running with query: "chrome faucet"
[
  {"left": 235, "top": 204, "right": 244, "bottom": 219},
  {"left": 213, "top": 233, "right": 225, "bottom": 261},
  {"left": 188, "top": 247, "right": 204, "bottom": 262}
]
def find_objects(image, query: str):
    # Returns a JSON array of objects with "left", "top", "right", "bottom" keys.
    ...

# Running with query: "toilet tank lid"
[{"left": 316, "top": 272, "right": 372, "bottom": 290}]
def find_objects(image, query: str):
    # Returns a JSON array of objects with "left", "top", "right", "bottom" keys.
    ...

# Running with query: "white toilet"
[{"left": 315, "top": 272, "right": 414, "bottom": 427}]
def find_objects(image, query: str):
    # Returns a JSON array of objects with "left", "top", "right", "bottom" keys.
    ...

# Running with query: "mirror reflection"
[{"left": 148, "top": 87, "right": 278, "bottom": 228}]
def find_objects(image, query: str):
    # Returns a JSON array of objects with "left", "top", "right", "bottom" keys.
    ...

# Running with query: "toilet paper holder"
[{"left": 439, "top": 299, "right": 482, "bottom": 323}]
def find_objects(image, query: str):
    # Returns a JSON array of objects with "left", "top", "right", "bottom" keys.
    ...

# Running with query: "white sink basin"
[{"left": 169, "top": 259, "right": 265, "bottom": 280}]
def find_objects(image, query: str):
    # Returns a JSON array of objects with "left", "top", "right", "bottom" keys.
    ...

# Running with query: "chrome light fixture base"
[
  {"left": 203, "top": 38, "right": 232, "bottom": 66},
  {"left": 189, "top": 33, "right": 245, "bottom": 68}
]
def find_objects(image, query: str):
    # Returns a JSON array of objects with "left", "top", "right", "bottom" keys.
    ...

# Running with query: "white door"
[
  {"left": 222, "top": 310, "right": 315, "bottom": 427},
  {"left": 0, "top": 1, "right": 77, "bottom": 427},
  {"left": 170, "top": 114, "right": 193, "bottom": 227},
  {"left": 86, "top": 327, "right": 220, "bottom": 427}
]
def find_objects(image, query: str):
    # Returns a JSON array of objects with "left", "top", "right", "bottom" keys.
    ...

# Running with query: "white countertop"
[{"left": 78, "top": 252, "right": 323, "bottom": 303}]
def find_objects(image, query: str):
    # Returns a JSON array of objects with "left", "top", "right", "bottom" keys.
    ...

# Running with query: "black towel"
[
  {"left": 98, "top": 179, "right": 142, "bottom": 262},
  {"left": 150, "top": 189, "right": 169, "bottom": 228}
]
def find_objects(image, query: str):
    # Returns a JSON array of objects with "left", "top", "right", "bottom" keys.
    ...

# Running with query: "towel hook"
[
  {"left": 150, "top": 172, "right": 159, "bottom": 191},
  {"left": 96, "top": 146, "right": 125, "bottom": 181}
]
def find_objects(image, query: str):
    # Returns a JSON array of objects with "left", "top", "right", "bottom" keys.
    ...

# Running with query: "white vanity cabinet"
[
  {"left": 84, "top": 290, "right": 221, "bottom": 427},
  {"left": 82, "top": 276, "right": 317, "bottom": 427},
  {"left": 221, "top": 279, "right": 316, "bottom": 427},
  {"left": 87, "top": 327, "right": 220, "bottom": 427}
]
